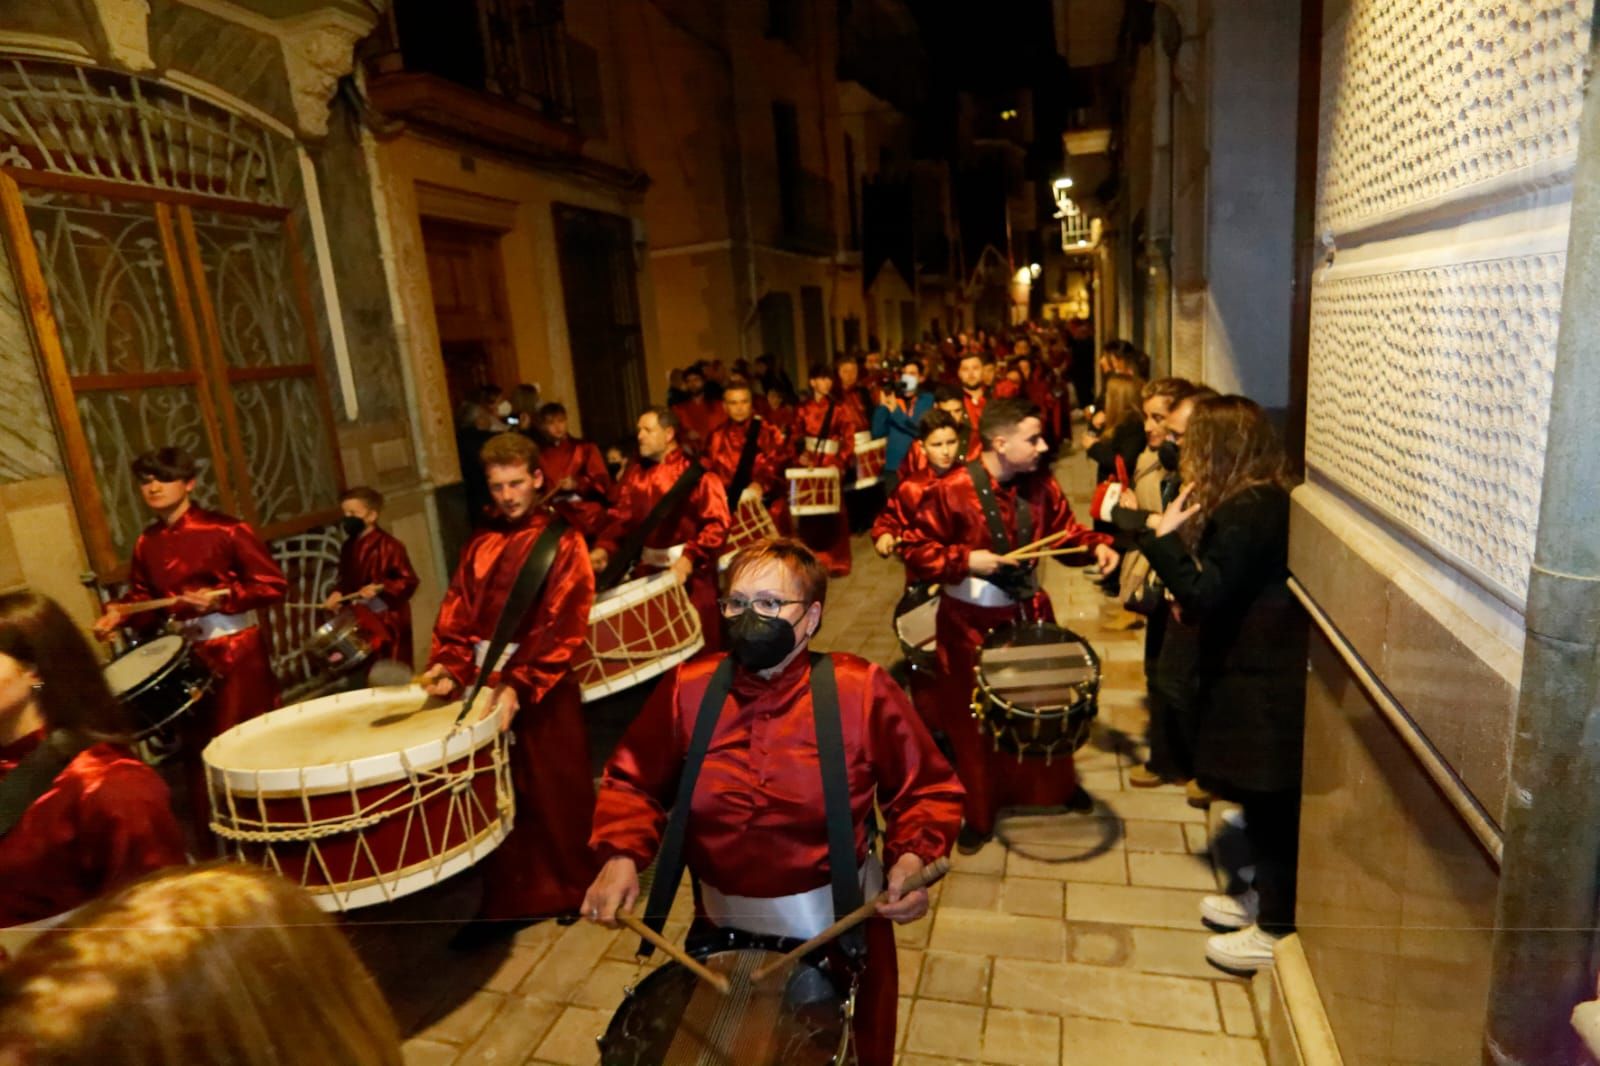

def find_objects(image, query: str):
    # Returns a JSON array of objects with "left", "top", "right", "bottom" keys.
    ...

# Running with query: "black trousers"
[{"left": 1237, "top": 787, "right": 1301, "bottom": 933}]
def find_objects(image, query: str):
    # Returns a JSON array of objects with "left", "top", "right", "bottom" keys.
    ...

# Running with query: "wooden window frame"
[{"left": 0, "top": 167, "right": 345, "bottom": 580}]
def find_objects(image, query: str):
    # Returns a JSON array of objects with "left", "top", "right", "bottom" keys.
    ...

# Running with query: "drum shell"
[
  {"left": 786, "top": 467, "right": 841, "bottom": 516},
  {"left": 306, "top": 608, "right": 375, "bottom": 674},
  {"left": 106, "top": 636, "right": 215, "bottom": 740},
  {"left": 572, "top": 572, "right": 705, "bottom": 702},
  {"left": 972, "top": 621, "right": 1101, "bottom": 762},
  {"left": 893, "top": 583, "right": 940, "bottom": 677},
  {"left": 852, "top": 436, "right": 887, "bottom": 489},
  {"left": 719, "top": 487, "right": 780, "bottom": 570}
]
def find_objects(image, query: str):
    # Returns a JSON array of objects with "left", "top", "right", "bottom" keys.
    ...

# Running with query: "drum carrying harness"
[
  {"left": 966, "top": 460, "right": 1037, "bottom": 605},
  {"left": 807, "top": 398, "right": 838, "bottom": 463},
  {"left": 453, "top": 517, "right": 570, "bottom": 727},
  {"left": 725, "top": 417, "right": 766, "bottom": 509},
  {"left": 0, "top": 732, "right": 87, "bottom": 838},
  {"left": 639, "top": 653, "right": 867, "bottom": 962},
  {"left": 598, "top": 461, "right": 705, "bottom": 590}
]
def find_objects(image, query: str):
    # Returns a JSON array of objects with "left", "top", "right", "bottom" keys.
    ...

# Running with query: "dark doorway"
[
  {"left": 552, "top": 204, "right": 649, "bottom": 447},
  {"left": 421, "top": 219, "right": 518, "bottom": 419},
  {"left": 758, "top": 290, "right": 798, "bottom": 381},
  {"left": 800, "top": 285, "right": 828, "bottom": 366}
]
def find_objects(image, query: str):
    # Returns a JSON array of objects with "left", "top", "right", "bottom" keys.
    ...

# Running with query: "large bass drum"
[
  {"left": 971, "top": 621, "right": 1100, "bottom": 764},
  {"left": 600, "top": 933, "right": 849, "bottom": 1065}
]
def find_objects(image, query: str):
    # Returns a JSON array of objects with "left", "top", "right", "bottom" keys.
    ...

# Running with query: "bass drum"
[{"left": 600, "top": 940, "right": 847, "bottom": 1066}]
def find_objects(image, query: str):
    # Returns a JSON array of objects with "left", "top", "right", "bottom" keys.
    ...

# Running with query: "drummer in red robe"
[
  {"left": 583, "top": 539, "right": 963, "bottom": 1066},
  {"left": 900, "top": 398, "right": 1119, "bottom": 851},
  {"left": 793, "top": 364, "right": 856, "bottom": 577},
  {"left": 535, "top": 402, "right": 614, "bottom": 538},
  {"left": 92, "top": 446, "right": 286, "bottom": 835},
  {"left": 327, "top": 487, "right": 420, "bottom": 668},
  {"left": 2, "top": 591, "right": 184, "bottom": 948},
  {"left": 871, "top": 408, "right": 963, "bottom": 559},
  {"left": 669, "top": 365, "right": 726, "bottom": 456},
  {"left": 590, "top": 407, "right": 731, "bottom": 651},
  {"left": 703, "top": 381, "right": 793, "bottom": 536},
  {"left": 955, "top": 350, "right": 991, "bottom": 458},
  {"left": 420, "top": 432, "right": 598, "bottom": 935}
]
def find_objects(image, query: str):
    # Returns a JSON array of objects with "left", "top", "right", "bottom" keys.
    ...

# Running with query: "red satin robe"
[
  {"left": 900, "top": 465, "right": 1111, "bottom": 835},
  {"left": 430, "top": 510, "right": 599, "bottom": 919},
  {"left": 592, "top": 652, "right": 963, "bottom": 1066},
  {"left": 594, "top": 447, "right": 731, "bottom": 653},
  {"left": 961, "top": 389, "right": 989, "bottom": 457},
  {"left": 670, "top": 396, "right": 727, "bottom": 456},
  {"left": 336, "top": 526, "right": 420, "bottom": 668},
  {"left": 766, "top": 402, "right": 799, "bottom": 442},
  {"left": 538, "top": 435, "right": 614, "bottom": 538},
  {"left": 0, "top": 734, "right": 185, "bottom": 931},
  {"left": 114, "top": 504, "right": 286, "bottom": 831},
  {"left": 794, "top": 396, "right": 856, "bottom": 576},
  {"left": 704, "top": 415, "right": 793, "bottom": 535}
]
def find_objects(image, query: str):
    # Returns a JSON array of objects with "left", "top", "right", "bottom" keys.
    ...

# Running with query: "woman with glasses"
[{"left": 583, "top": 539, "right": 962, "bottom": 1066}]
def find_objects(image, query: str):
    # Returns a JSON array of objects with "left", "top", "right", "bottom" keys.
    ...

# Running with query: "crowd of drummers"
[{"left": 0, "top": 322, "right": 1306, "bottom": 1065}]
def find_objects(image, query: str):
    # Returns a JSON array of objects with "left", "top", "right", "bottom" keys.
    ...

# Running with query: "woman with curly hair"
[{"left": 1138, "top": 395, "right": 1308, "bottom": 974}]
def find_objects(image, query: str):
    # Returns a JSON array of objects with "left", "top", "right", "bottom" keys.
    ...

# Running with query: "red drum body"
[
  {"left": 719, "top": 485, "right": 780, "bottom": 570},
  {"left": 204, "top": 686, "right": 512, "bottom": 911},
  {"left": 787, "top": 467, "right": 841, "bottom": 516},
  {"left": 852, "top": 434, "right": 887, "bottom": 488},
  {"left": 572, "top": 571, "right": 704, "bottom": 702}
]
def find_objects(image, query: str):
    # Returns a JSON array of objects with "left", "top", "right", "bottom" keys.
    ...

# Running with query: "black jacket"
[{"left": 1140, "top": 484, "right": 1308, "bottom": 794}]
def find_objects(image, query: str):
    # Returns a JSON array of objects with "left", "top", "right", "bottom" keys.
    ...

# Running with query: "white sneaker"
[
  {"left": 1200, "top": 888, "right": 1259, "bottom": 930},
  {"left": 1205, "top": 924, "right": 1282, "bottom": 973},
  {"left": 1220, "top": 807, "right": 1247, "bottom": 830}
]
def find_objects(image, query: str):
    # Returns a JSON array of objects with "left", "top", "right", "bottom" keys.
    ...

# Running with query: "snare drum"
[
  {"left": 304, "top": 608, "right": 374, "bottom": 674},
  {"left": 719, "top": 485, "right": 780, "bottom": 570},
  {"left": 971, "top": 621, "right": 1100, "bottom": 763},
  {"left": 600, "top": 941, "right": 848, "bottom": 1065},
  {"left": 103, "top": 634, "right": 214, "bottom": 740},
  {"left": 893, "top": 583, "right": 940, "bottom": 677},
  {"left": 787, "top": 467, "right": 841, "bottom": 516},
  {"left": 571, "top": 570, "right": 704, "bottom": 702},
  {"left": 852, "top": 434, "right": 887, "bottom": 488},
  {"left": 204, "top": 685, "right": 512, "bottom": 911}
]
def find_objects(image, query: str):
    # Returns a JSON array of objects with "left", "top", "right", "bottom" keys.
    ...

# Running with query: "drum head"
[{"left": 104, "top": 635, "right": 186, "bottom": 696}]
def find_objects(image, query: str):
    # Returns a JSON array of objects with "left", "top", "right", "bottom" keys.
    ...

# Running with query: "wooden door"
[
  {"left": 421, "top": 218, "right": 518, "bottom": 416},
  {"left": 552, "top": 204, "right": 647, "bottom": 446}
]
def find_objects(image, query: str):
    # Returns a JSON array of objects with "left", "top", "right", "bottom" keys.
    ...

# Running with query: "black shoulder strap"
[
  {"left": 638, "top": 656, "right": 735, "bottom": 955},
  {"left": 0, "top": 732, "right": 85, "bottom": 838},
  {"left": 726, "top": 418, "right": 764, "bottom": 508},
  {"left": 966, "top": 459, "right": 1015, "bottom": 554},
  {"left": 810, "top": 652, "right": 866, "bottom": 960},
  {"left": 456, "top": 518, "right": 569, "bottom": 724},
  {"left": 811, "top": 398, "right": 837, "bottom": 459},
  {"left": 600, "top": 461, "right": 706, "bottom": 589}
]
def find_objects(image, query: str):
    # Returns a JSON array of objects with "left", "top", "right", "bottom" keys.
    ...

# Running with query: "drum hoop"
[
  {"left": 297, "top": 820, "right": 512, "bottom": 913},
  {"left": 106, "top": 634, "right": 189, "bottom": 697},
  {"left": 974, "top": 682, "right": 1098, "bottom": 721},
  {"left": 202, "top": 685, "right": 500, "bottom": 794},
  {"left": 592, "top": 568, "right": 680, "bottom": 619},
  {"left": 855, "top": 438, "right": 886, "bottom": 454},
  {"left": 578, "top": 635, "right": 704, "bottom": 702},
  {"left": 785, "top": 467, "right": 841, "bottom": 482},
  {"left": 131, "top": 687, "right": 211, "bottom": 740}
]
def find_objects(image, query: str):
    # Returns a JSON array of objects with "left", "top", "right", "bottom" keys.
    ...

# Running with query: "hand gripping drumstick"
[
  {"left": 614, "top": 908, "right": 732, "bottom": 994},
  {"left": 111, "top": 588, "right": 228, "bottom": 617},
  {"left": 749, "top": 856, "right": 953, "bottom": 984}
]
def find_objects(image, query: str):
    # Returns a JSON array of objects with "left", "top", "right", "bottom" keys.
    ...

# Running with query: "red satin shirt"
[
  {"left": 337, "top": 526, "right": 419, "bottom": 664},
  {"left": 594, "top": 448, "right": 730, "bottom": 568},
  {"left": 671, "top": 397, "right": 727, "bottom": 454},
  {"left": 429, "top": 510, "right": 595, "bottom": 705},
  {"left": 538, "top": 436, "right": 614, "bottom": 503},
  {"left": 961, "top": 390, "right": 989, "bottom": 458},
  {"left": 899, "top": 463, "right": 1110, "bottom": 585},
  {"left": 704, "top": 417, "right": 792, "bottom": 501},
  {"left": 795, "top": 397, "right": 855, "bottom": 471},
  {"left": 116, "top": 504, "right": 287, "bottom": 619},
  {"left": 591, "top": 652, "right": 963, "bottom": 899},
  {"left": 0, "top": 734, "right": 185, "bottom": 928},
  {"left": 869, "top": 453, "right": 953, "bottom": 542}
]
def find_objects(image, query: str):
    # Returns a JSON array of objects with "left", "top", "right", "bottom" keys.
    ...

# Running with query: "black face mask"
[
  {"left": 727, "top": 610, "right": 801, "bottom": 671},
  {"left": 1158, "top": 439, "right": 1180, "bottom": 472},
  {"left": 340, "top": 515, "right": 367, "bottom": 538}
]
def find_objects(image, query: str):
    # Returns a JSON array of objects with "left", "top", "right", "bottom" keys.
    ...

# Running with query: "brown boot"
[
  {"left": 1127, "top": 764, "right": 1165, "bottom": 789},
  {"left": 1185, "top": 780, "right": 1213, "bottom": 809}
]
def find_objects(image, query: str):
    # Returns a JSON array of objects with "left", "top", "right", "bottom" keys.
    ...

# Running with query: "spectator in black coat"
[{"left": 1139, "top": 395, "right": 1307, "bottom": 975}]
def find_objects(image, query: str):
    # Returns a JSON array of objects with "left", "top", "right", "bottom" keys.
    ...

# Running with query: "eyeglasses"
[{"left": 717, "top": 596, "right": 807, "bottom": 618}]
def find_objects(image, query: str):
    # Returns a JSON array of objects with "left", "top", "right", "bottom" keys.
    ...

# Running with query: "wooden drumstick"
[
  {"left": 1003, "top": 546, "right": 1092, "bottom": 563},
  {"left": 1001, "top": 529, "right": 1074, "bottom": 560},
  {"left": 749, "top": 856, "right": 953, "bottom": 984},
  {"left": 614, "top": 909, "right": 731, "bottom": 994},
  {"left": 112, "top": 587, "right": 228, "bottom": 616}
]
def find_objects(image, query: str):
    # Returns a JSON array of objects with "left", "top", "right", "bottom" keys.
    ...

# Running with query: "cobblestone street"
[{"left": 381, "top": 457, "right": 1269, "bottom": 1065}]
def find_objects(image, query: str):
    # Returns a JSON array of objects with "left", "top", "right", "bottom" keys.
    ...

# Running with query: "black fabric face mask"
[
  {"left": 727, "top": 610, "right": 799, "bottom": 671},
  {"left": 1158, "top": 439, "right": 1180, "bottom": 472},
  {"left": 340, "top": 515, "right": 367, "bottom": 538}
]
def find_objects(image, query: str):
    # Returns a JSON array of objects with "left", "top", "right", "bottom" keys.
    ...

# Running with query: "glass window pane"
[
  {"left": 188, "top": 210, "right": 312, "bottom": 369},
  {"left": 231, "top": 376, "right": 339, "bottom": 528}
]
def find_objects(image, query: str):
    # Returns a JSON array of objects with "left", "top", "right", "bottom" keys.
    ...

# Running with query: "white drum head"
[{"left": 104, "top": 635, "right": 185, "bottom": 695}]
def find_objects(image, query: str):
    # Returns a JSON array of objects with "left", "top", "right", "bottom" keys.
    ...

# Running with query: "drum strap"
[
  {"left": 967, "top": 460, "right": 1033, "bottom": 553},
  {"left": 811, "top": 398, "right": 837, "bottom": 461},
  {"left": 599, "top": 461, "right": 705, "bottom": 590},
  {"left": 726, "top": 417, "right": 765, "bottom": 508},
  {"left": 637, "top": 654, "right": 866, "bottom": 962},
  {"left": 638, "top": 657, "right": 735, "bottom": 955},
  {"left": 0, "top": 731, "right": 86, "bottom": 839},
  {"left": 456, "top": 517, "right": 570, "bottom": 725}
]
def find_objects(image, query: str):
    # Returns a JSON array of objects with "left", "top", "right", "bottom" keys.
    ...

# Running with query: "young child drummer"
[{"left": 326, "top": 487, "right": 420, "bottom": 669}]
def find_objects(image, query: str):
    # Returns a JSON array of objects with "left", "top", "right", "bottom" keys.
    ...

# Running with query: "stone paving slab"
[{"left": 388, "top": 453, "right": 1266, "bottom": 1064}]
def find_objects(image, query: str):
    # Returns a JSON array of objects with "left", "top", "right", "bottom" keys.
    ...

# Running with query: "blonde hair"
[
  {"left": 0, "top": 864, "right": 401, "bottom": 1066},
  {"left": 1099, "top": 373, "right": 1144, "bottom": 442}
]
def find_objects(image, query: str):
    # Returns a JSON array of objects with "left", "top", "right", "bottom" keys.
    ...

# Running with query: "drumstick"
[
  {"left": 614, "top": 909, "right": 731, "bottom": 994},
  {"left": 112, "top": 588, "right": 228, "bottom": 616},
  {"left": 1001, "top": 529, "right": 1074, "bottom": 560},
  {"left": 1003, "top": 546, "right": 1092, "bottom": 562},
  {"left": 748, "top": 856, "right": 952, "bottom": 984}
]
